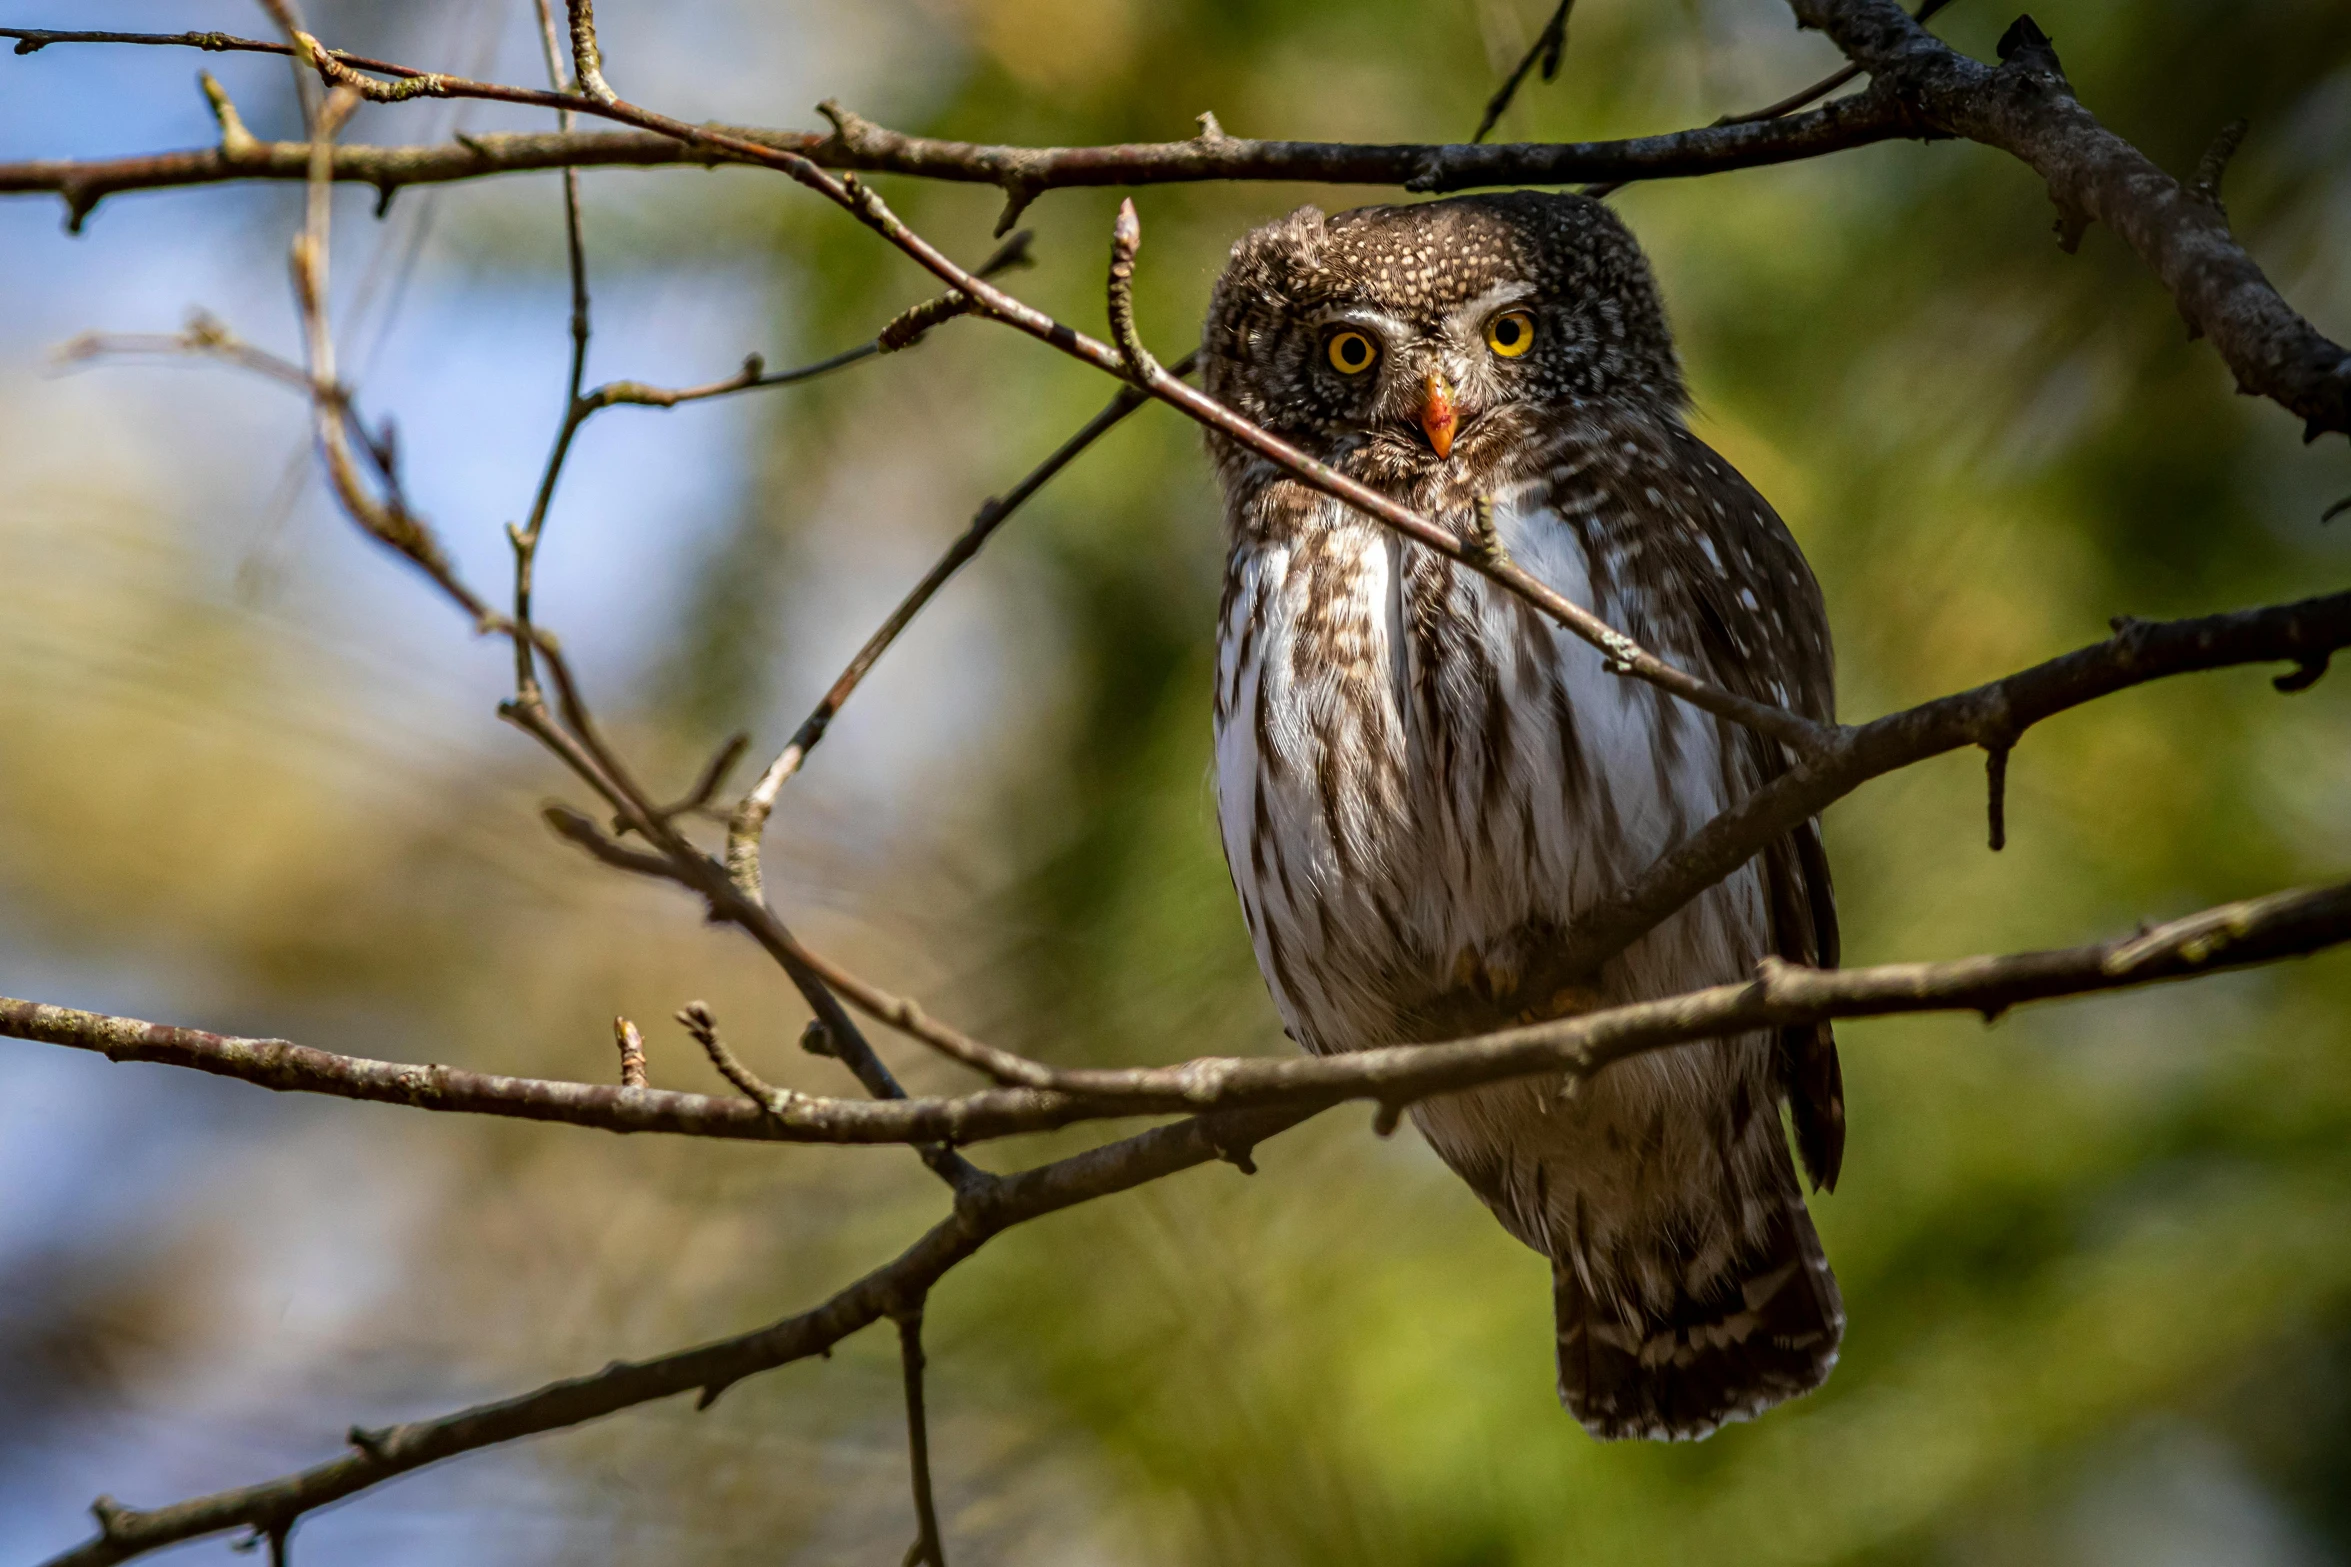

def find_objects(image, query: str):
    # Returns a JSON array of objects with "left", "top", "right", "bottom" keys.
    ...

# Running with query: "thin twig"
[
  {"left": 896, "top": 1308, "right": 948, "bottom": 1567},
  {"left": 23, "top": 870, "right": 2351, "bottom": 1564},
  {"left": 14, "top": 868, "right": 2351, "bottom": 1141},
  {"left": 512, "top": 0, "right": 591, "bottom": 703},
  {"left": 676, "top": 1001, "right": 797, "bottom": 1117},
  {"left": 1584, "top": 0, "right": 1957, "bottom": 198},
  {"left": 613, "top": 1015, "right": 647, "bottom": 1089},
  {"left": 1473, "top": 0, "right": 1574, "bottom": 144},
  {"left": 563, "top": 0, "right": 616, "bottom": 104},
  {"left": 725, "top": 350, "right": 1201, "bottom": 898},
  {"left": 29, "top": 1102, "right": 1315, "bottom": 1567}
]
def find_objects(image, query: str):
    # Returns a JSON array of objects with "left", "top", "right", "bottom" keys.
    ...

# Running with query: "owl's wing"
[
  {"left": 1669, "top": 426, "right": 1843, "bottom": 1192},
  {"left": 1551, "top": 423, "right": 1845, "bottom": 1191}
]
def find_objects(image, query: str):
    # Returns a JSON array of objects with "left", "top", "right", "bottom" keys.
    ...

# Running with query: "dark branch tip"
[
  {"left": 1984, "top": 739, "right": 2014, "bottom": 852},
  {"left": 2190, "top": 118, "right": 2249, "bottom": 207},
  {"left": 2273, "top": 650, "right": 2330, "bottom": 694},
  {"left": 1995, "top": 15, "right": 2057, "bottom": 66},
  {"left": 814, "top": 98, "right": 874, "bottom": 150},
  {"left": 992, "top": 181, "right": 1039, "bottom": 238}
]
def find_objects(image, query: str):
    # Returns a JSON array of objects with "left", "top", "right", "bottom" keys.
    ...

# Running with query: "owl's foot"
[
  {"left": 1449, "top": 948, "right": 1521, "bottom": 1004},
  {"left": 1516, "top": 983, "right": 1602, "bottom": 1025}
]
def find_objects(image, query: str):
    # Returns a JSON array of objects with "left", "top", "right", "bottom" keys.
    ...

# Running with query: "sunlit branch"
[
  {"left": 29, "top": 1100, "right": 1315, "bottom": 1567},
  {"left": 1783, "top": 0, "right": 2351, "bottom": 443},
  {"left": 13, "top": 872, "right": 2351, "bottom": 1140},
  {"left": 726, "top": 351, "right": 1200, "bottom": 898}
]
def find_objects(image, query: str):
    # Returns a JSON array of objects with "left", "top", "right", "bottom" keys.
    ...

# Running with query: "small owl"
[{"left": 1202, "top": 191, "right": 1845, "bottom": 1440}]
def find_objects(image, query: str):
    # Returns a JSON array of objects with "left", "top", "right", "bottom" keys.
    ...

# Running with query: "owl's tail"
[{"left": 1551, "top": 1169, "right": 1843, "bottom": 1442}]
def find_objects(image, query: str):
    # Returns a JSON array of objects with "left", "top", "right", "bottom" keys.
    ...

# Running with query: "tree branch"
[
  {"left": 1785, "top": 0, "right": 2351, "bottom": 442},
  {"left": 1478, "top": 590, "right": 2351, "bottom": 1031},
  {"left": 21, "top": 868, "right": 2351, "bottom": 1565},
  {"left": 896, "top": 1308, "right": 947, "bottom": 1567},
  {"left": 14, "top": 869, "right": 2351, "bottom": 1142},
  {"left": 0, "top": 62, "right": 1927, "bottom": 235},
  {"left": 30, "top": 1101, "right": 1315, "bottom": 1567},
  {"left": 725, "top": 352, "right": 1198, "bottom": 896}
]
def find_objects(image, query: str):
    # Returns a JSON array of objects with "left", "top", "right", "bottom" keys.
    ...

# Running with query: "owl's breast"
[{"left": 1213, "top": 486, "right": 1748, "bottom": 1053}]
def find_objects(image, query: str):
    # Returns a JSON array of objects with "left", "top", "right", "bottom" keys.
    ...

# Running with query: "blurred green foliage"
[{"left": 6, "top": 0, "right": 2351, "bottom": 1561}]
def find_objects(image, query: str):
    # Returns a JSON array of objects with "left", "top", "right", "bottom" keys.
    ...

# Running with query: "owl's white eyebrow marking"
[
  {"left": 1447, "top": 281, "right": 1538, "bottom": 336},
  {"left": 1314, "top": 306, "right": 1411, "bottom": 339}
]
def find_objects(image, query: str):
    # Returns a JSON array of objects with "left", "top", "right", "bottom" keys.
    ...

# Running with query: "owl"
[{"left": 1202, "top": 191, "right": 1845, "bottom": 1441}]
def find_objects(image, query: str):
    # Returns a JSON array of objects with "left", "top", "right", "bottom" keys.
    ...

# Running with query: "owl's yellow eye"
[
  {"left": 1485, "top": 308, "right": 1536, "bottom": 358},
  {"left": 1325, "top": 329, "right": 1380, "bottom": 375}
]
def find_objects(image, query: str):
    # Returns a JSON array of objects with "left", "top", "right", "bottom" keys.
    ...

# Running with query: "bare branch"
[
  {"left": 0, "top": 72, "right": 1927, "bottom": 236},
  {"left": 1787, "top": 0, "right": 2351, "bottom": 442},
  {"left": 1478, "top": 589, "right": 2351, "bottom": 1031},
  {"left": 613, "top": 1016, "right": 647, "bottom": 1090},
  {"left": 562, "top": 0, "right": 617, "bottom": 104},
  {"left": 512, "top": 0, "right": 593, "bottom": 703},
  {"left": 1473, "top": 0, "right": 1574, "bottom": 144},
  {"left": 1583, "top": 0, "right": 1957, "bottom": 198},
  {"left": 13, "top": 871, "right": 2351, "bottom": 1142},
  {"left": 896, "top": 1308, "right": 947, "bottom": 1567},
  {"left": 15, "top": 874, "right": 2351, "bottom": 1567},
  {"left": 676, "top": 1000, "right": 800, "bottom": 1118},
  {"left": 30, "top": 1102, "right": 1315, "bottom": 1567},
  {"left": 0, "top": 993, "right": 1091, "bottom": 1145},
  {"left": 726, "top": 351, "right": 1201, "bottom": 898}
]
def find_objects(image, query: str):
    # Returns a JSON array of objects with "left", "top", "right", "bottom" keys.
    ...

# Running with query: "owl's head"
[{"left": 1202, "top": 191, "right": 1683, "bottom": 487}]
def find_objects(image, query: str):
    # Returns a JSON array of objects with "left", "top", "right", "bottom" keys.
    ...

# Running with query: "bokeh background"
[{"left": 4, "top": 0, "right": 2351, "bottom": 1561}]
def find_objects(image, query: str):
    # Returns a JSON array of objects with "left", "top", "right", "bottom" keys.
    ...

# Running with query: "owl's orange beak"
[{"left": 1417, "top": 370, "right": 1458, "bottom": 459}]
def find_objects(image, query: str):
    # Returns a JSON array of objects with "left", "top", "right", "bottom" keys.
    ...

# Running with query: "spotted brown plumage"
[{"left": 1202, "top": 191, "right": 1844, "bottom": 1440}]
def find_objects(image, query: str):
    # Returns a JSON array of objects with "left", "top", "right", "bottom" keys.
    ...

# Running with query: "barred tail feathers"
[{"left": 1552, "top": 1177, "right": 1842, "bottom": 1442}]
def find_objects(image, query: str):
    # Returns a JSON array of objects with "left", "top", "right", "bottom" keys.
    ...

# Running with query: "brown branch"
[
  {"left": 725, "top": 351, "right": 1200, "bottom": 897},
  {"left": 674, "top": 591, "right": 2351, "bottom": 1100},
  {"left": 613, "top": 1016, "right": 648, "bottom": 1089},
  {"left": 1011, "top": 878, "right": 2351, "bottom": 1112},
  {"left": 562, "top": 0, "right": 616, "bottom": 105},
  {"left": 511, "top": 0, "right": 592, "bottom": 705},
  {"left": 1785, "top": 0, "right": 2351, "bottom": 442},
  {"left": 1583, "top": 0, "right": 1957, "bottom": 198},
  {"left": 14, "top": 6, "right": 2330, "bottom": 457},
  {"left": 0, "top": 18, "right": 1870, "bottom": 757},
  {"left": 13, "top": 863, "right": 2351, "bottom": 1143},
  {"left": 283, "top": 86, "right": 497, "bottom": 628},
  {"left": 896, "top": 1308, "right": 947, "bottom": 1567},
  {"left": 0, "top": 86, "right": 1927, "bottom": 235},
  {"left": 0, "top": 993, "right": 1084, "bottom": 1144},
  {"left": 676, "top": 1000, "right": 799, "bottom": 1117},
  {"left": 1478, "top": 589, "right": 2351, "bottom": 1032},
  {"left": 1473, "top": 0, "right": 1575, "bottom": 144},
  {"left": 31, "top": 1100, "right": 1316, "bottom": 1567},
  {"left": 17, "top": 873, "right": 2351, "bottom": 1565}
]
